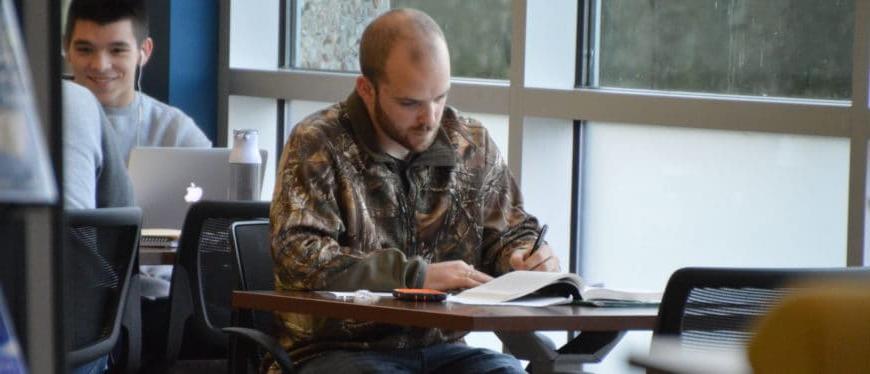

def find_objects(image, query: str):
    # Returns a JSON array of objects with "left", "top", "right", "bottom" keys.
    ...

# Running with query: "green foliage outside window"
[
  {"left": 599, "top": 0, "right": 854, "bottom": 99},
  {"left": 393, "top": 0, "right": 512, "bottom": 80}
]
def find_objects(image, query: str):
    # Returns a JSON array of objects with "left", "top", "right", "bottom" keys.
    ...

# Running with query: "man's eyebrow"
[
  {"left": 70, "top": 40, "right": 133, "bottom": 49},
  {"left": 394, "top": 89, "right": 450, "bottom": 103},
  {"left": 108, "top": 41, "right": 133, "bottom": 49},
  {"left": 394, "top": 96, "right": 421, "bottom": 103}
]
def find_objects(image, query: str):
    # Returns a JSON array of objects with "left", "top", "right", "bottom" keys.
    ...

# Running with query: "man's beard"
[{"left": 373, "top": 94, "right": 438, "bottom": 155}]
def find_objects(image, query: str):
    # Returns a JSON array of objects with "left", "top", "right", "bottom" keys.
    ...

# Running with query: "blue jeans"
[{"left": 297, "top": 343, "right": 524, "bottom": 374}]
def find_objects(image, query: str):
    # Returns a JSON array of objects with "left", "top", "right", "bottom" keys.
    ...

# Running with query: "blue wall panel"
[{"left": 168, "top": 0, "right": 217, "bottom": 142}]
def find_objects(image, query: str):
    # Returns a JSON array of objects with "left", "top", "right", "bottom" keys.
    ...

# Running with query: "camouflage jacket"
[{"left": 269, "top": 92, "right": 541, "bottom": 365}]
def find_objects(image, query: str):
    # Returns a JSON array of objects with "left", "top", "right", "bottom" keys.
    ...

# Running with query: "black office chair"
[
  {"left": 157, "top": 200, "right": 270, "bottom": 372},
  {"left": 654, "top": 266, "right": 870, "bottom": 352},
  {"left": 63, "top": 207, "right": 142, "bottom": 372},
  {"left": 223, "top": 220, "right": 295, "bottom": 374}
]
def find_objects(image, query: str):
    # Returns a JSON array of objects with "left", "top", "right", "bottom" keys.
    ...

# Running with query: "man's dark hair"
[
  {"left": 64, "top": 0, "right": 149, "bottom": 49},
  {"left": 359, "top": 8, "right": 446, "bottom": 88}
]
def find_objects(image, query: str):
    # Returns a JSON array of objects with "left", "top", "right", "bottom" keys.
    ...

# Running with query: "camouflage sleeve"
[
  {"left": 476, "top": 126, "right": 541, "bottom": 276},
  {"left": 270, "top": 118, "right": 426, "bottom": 292}
]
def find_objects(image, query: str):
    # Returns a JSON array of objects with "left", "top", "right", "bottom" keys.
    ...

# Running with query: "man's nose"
[
  {"left": 88, "top": 52, "right": 111, "bottom": 71},
  {"left": 419, "top": 101, "right": 438, "bottom": 125}
]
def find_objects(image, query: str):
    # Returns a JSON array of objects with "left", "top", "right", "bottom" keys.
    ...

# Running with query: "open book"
[{"left": 448, "top": 271, "right": 662, "bottom": 307}]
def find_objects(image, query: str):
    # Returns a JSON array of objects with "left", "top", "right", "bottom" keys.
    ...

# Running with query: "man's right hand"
[{"left": 422, "top": 260, "right": 492, "bottom": 290}]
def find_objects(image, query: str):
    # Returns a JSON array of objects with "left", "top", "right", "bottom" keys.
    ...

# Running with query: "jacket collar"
[{"left": 342, "top": 91, "right": 456, "bottom": 167}]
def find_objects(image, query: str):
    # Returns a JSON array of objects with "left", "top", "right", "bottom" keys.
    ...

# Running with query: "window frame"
[{"left": 219, "top": 0, "right": 870, "bottom": 266}]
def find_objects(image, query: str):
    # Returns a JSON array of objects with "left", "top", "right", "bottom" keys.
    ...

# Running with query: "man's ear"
[
  {"left": 355, "top": 75, "right": 375, "bottom": 107},
  {"left": 138, "top": 37, "right": 154, "bottom": 67}
]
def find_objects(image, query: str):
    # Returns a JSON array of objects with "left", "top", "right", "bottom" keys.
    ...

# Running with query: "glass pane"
[
  {"left": 581, "top": 123, "right": 849, "bottom": 293},
  {"left": 230, "top": 0, "right": 280, "bottom": 69},
  {"left": 295, "top": 0, "right": 511, "bottom": 79},
  {"left": 596, "top": 0, "right": 854, "bottom": 99},
  {"left": 520, "top": 118, "right": 574, "bottom": 266},
  {"left": 393, "top": 0, "right": 511, "bottom": 79}
]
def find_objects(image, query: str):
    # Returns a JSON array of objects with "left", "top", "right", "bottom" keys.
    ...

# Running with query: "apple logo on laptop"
[{"left": 184, "top": 182, "right": 203, "bottom": 203}]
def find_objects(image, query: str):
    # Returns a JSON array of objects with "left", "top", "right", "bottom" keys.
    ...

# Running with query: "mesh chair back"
[
  {"left": 63, "top": 207, "right": 141, "bottom": 367},
  {"left": 654, "top": 267, "right": 870, "bottom": 352},
  {"left": 198, "top": 217, "right": 238, "bottom": 334},
  {"left": 165, "top": 201, "right": 269, "bottom": 364}
]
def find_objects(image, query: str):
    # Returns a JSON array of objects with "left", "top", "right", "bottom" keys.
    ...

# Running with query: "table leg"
[{"left": 495, "top": 331, "right": 625, "bottom": 374}]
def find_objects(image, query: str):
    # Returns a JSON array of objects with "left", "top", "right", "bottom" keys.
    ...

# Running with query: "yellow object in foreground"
[{"left": 749, "top": 281, "right": 870, "bottom": 374}]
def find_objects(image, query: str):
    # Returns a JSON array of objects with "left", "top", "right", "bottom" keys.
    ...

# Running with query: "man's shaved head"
[{"left": 359, "top": 8, "right": 448, "bottom": 88}]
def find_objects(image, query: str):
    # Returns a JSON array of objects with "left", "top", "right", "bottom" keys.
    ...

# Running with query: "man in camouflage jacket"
[{"left": 269, "top": 8, "right": 560, "bottom": 373}]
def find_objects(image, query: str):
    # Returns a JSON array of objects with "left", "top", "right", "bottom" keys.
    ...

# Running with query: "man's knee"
[
  {"left": 297, "top": 350, "right": 415, "bottom": 374},
  {"left": 438, "top": 346, "right": 525, "bottom": 374},
  {"left": 470, "top": 349, "right": 525, "bottom": 374}
]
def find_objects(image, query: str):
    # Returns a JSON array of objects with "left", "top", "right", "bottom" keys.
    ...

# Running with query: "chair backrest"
[
  {"left": 230, "top": 220, "right": 275, "bottom": 327},
  {"left": 654, "top": 266, "right": 870, "bottom": 351},
  {"left": 230, "top": 220, "right": 273, "bottom": 292},
  {"left": 164, "top": 200, "right": 270, "bottom": 364},
  {"left": 63, "top": 207, "right": 141, "bottom": 368},
  {"left": 229, "top": 220, "right": 279, "bottom": 372}
]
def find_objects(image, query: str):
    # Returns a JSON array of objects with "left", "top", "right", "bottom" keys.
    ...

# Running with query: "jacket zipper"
[{"left": 403, "top": 167, "right": 418, "bottom": 257}]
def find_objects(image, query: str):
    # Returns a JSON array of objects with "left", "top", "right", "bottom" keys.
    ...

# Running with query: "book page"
[
  {"left": 141, "top": 228, "right": 181, "bottom": 238},
  {"left": 447, "top": 294, "right": 573, "bottom": 307},
  {"left": 580, "top": 287, "right": 662, "bottom": 304},
  {"left": 451, "top": 271, "right": 583, "bottom": 304}
]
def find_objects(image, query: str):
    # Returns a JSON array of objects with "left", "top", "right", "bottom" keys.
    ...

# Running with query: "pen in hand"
[{"left": 527, "top": 224, "right": 548, "bottom": 258}]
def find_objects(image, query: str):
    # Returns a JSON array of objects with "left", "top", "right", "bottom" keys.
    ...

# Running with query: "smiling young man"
[
  {"left": 270, "top": 9, "right": 559, "bottom": 374},
  {"left": 64, "top": 0, "right": 210, "bottom": 163}
]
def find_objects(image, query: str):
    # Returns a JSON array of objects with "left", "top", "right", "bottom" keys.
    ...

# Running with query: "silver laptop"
[{"left": 128, "top": 147, "right": 268, "bottom": 229}]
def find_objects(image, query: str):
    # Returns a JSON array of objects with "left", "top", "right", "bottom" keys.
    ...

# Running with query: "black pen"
[{"left": 527, "top": 224, "right": 548, "bottom": 257}]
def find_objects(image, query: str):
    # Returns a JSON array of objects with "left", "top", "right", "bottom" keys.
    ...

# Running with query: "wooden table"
[{"left": 232, "top": 290, "right": 659, "bottom": 373}]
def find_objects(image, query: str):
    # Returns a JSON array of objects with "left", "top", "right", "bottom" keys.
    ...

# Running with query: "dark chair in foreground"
[
  {"left": 654, "top": 266, "right": 870, "bottom": 352},
  {"left": 159, "top": 201, "right": 270, "bottom": 372},
  {"left": 63, "top": 207, "right": 142, "bottom": 372},
  {"left": 223, "top": 220, "right": 295, "bottom": 374}
]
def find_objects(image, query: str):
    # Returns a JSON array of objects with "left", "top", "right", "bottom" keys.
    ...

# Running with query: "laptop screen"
[{"left": 127, "top": 147, "right": 268, "bottom": 229}]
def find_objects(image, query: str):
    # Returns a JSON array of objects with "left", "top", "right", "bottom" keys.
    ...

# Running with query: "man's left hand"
[{"left": 509, "top": 243, "right": 560, "bottom": 272}]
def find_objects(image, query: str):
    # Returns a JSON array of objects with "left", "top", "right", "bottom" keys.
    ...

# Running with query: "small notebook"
[{"left": 140, "top": 228, "right": 181, "bottom": 248}]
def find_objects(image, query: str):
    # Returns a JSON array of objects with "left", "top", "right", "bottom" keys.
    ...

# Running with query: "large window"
[
  {"left": 596, "top": 0, "right": 854, "bottom": 99},
  {"left": 223, "top": 1, "right": 870, "bottom": 372},
  {"left": 581, "top": 0, "right": 857, "bottom": 291},
  {"left": 294, "top": 0, "right": 511, "bottom": 79}
]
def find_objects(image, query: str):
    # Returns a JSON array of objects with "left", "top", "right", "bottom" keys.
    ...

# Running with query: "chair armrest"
[{"left": 222, "top": 327, "right": 295, "bottom": 373}]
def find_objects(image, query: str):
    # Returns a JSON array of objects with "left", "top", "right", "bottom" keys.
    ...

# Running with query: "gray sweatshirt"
[
  {"left": 103, "top": 92, "right": 212, "bottom": 163},
  {"left": 62, "top": 80, "right": 134, "bottom": 209}
]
